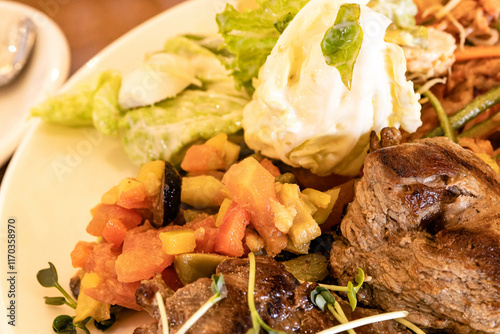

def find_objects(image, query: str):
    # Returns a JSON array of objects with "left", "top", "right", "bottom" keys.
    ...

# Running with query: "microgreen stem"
[
  {"left": 155, "top": 291, "right": 169, "bottom": 334},
  {"left": 177, "top": 293, "right": 223, "bottom": 334},
  {"left": 395, "top": 318, "right": 427, "bottom": 334},
  {"left": 177, "top": 274, "right": 226, "bottom": 334},
  {"left": 247, "top": 253, "right": 286, "bottom": 334},
  {"left": 54, "top": 281, "right": 77, "bottom": 309},
  {"left": 316, "top": 311, "right": 409, "bottom": 334},
  {"left": 327, "top": 302, "right": 355, "bottom": 334}
]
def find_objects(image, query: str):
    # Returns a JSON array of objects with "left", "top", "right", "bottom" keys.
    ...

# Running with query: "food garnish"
[
  {"left": 175, "top": 274, "right": 227, "bottom": 334},
  {"left": 321, "top": 3, "right": 363, "bottom": 90},
  {"left": 246, "top": 252, "right": 286, "bottom": 334}
]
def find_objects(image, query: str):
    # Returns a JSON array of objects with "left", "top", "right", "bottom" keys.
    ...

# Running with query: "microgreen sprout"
[
  {"left": 311, "top": 287, "right": 355, "bottom": 334},
  {"left": 176, "top": 274, "right": 227, "bottom": 334},
  {"left": 156, "top": 291, "right": 169, "bottom": 334},
  {"left": 37, "top": 262, "right": 119, "bottom": 333},
  {"left": 318, "top": 268, "right": 365, "bottom": 310},
  {"left": 51, "top": 315, "right": 91, "bottom": 334},
  {"left": 37, "top": 262, "right": 77, "bottom": 309},
  {"left": 246, "top": 252, "right": 287, "bottom": 334},
  {"left": 316, "top": 310, "right": 409, "bottom": 334}
]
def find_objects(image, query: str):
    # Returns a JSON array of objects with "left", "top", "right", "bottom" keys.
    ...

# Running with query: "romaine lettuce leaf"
[
  {"left": 216, "top": 0, "right": 310, "bottom": 94},
  {"left": 119, "top": 90, "right": 247, "bottom": 165},
  {"left": 31, "top": 71, "right": 121, "bottom": 130}
]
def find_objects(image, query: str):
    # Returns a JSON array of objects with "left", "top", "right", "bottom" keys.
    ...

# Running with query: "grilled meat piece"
[
  {"left": 165, "top": 257, "right": 335, "bottom": 333},
  {"left": 330, "top": 137, "right": 500, "bottom": 333},
  {"left": 134, "top": 257, "right": 411, "bottom": 333}
]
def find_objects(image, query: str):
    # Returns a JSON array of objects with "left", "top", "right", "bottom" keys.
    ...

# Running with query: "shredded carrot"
[{"left": 455, "top": 46, "right": 500, "bottom": 62}]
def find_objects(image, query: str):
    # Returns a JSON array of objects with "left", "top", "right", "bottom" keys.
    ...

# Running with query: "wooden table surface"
[{"left": 0, "top": 0, "right": 185, "bottom": 183}]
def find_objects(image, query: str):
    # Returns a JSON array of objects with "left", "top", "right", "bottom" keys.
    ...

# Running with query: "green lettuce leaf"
[
  {"left": 118, "top": 90, "right": 248, "bottom": 165},
  {"left": 31, "top": 71, "right": 121, "bottom": 130},
  {"left": 216, "top": 0, "right": 310, "bottom": 94}
]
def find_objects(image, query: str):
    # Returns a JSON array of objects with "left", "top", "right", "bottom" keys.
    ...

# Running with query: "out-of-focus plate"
[
  {"left": 0, "top": 0, "right": 221, "bottom": 332},
  {"left": 0, "top": 1, "right": 70, "bottom": 167}
]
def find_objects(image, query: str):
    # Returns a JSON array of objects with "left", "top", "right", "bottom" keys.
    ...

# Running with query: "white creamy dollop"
[{"left": 242, "top": 0, "right": 422, "bottom": 176}]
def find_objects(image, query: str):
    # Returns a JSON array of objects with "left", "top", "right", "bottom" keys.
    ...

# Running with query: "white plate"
[
  {"left": 0, "top": 1, "right": 70, "bottom": 167},
  {"left": 0, "top": 0, "right": 222, "bottom": 332}
]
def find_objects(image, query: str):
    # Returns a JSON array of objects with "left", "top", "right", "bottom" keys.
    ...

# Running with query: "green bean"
[
  {"left": 424, "top": 85, "right": 500, "bottom": 138},
  {"left": 421, "top": 89, "right": 457, "bottom": 142},
  {"left": 459, "top": 111, "right": 500, "bottom": 139}
]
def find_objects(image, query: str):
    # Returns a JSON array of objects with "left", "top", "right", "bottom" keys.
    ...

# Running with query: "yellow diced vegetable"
[
  {"left": 284, "top": 238, "right": 310, "bottom": 255},
  {"left": 288, "top": 215, "right": 321, "bottom": 246},
  {"left": 276, "top": 183, "right": 322, "bottom": 246},
  {"left": 270, "top": 198, "right": 295, "bottom": 233},
  {"left": 215, "top": 198, "right": 233, "bottom": 227},
  {"left": 181, "top": 175, "right": 223, "bottom": 209},
  {"left": 313, "top": 187, "right": 341, "bottom": 224},
  {"left": 81, "top": 272, "right": 101, "bottom": 289},
  {"left": 159, "top": 229, "right": 196, "bottom": 255},
  {"left": 74, "top": 290, "right": 111, "bottom": 323},
  {"left": 206, "top": 133, "right": 241, "bottom": 168},
  {"left": 245, "top": 228, "right": 265, "bottom": 253},
  {"left": 302, "top": 188, "right": 331, "bottom": 209}
]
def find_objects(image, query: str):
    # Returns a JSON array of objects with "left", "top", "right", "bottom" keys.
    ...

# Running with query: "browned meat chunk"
[
  {"left": 137, "top": 257, "right": 413, "bottom": 333},
  {"left": 330, "top": 137, "right": 500, "bottom": 334}
]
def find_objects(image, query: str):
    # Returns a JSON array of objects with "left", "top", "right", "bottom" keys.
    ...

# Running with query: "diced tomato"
[
  {"left": 260, "top": 158, "right": 281, "bottom": 177},
  {"left": 70, "top": 241, "right": 97, "bottom": 269},
  {"left": 215, "top": 202, "right": 251, "bottom": 257},
  {"left": 116, "top": 182, "right": 149, "bottom": 209},
  {"left": 83, "top": 243, "right": 141, "bottom": 310},
  {"left": 115, "top": 228, "right": 174, "bottom": 283},
  {"left": 161, "top": 265, "right": 184, "bottom": 291},
  {"left": 222, "top": 157, "right": 287, "bottom": 255},
  {"left": 181, "top": 144, "right": 226, "bottom": 172},
  {"left": 102, "top": 219, "right": 128, "bottom": 248},
  {"left": 184, "top": 215, "right": 218, "bottom": 253},
  {"left": 87, "top": 203, "right": 142, "bottom": 237}
]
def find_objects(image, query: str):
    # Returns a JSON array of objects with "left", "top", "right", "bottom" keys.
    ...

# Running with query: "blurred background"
[{"left": 0, "top": 0, "right": 185, "bottom": 182}]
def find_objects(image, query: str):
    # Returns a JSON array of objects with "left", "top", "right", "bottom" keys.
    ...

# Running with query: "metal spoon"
[{"left": 0, "top": 17, "right": 36, "bottom": 87}]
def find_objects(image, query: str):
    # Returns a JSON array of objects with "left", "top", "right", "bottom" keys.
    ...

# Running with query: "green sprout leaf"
[
  {"left": 211, "top": 274, "right": 228, "bottom": 298},
  {"left": 44, "top": 296, "right": 67, "bottom": 306},
  {"left": 37, "top": 262, "right": 78, "bottom": 309},
  {"left": 354, "top": 268, "right": 365, "bottom": 293},
  {"left": 321, "top": 3, "right": 363, "bottom": 90},
  {"left": 346, "top": 281, "right": 357, "bottom": 311},
  {"left": 311, "top": 287, "right": 335, "bottom": 311},
  {"left": 52, "top": 315, "right": 76, "bottom": 334},
  {"left": 37, "top": 262, "right": 58, "bottom": 288}
]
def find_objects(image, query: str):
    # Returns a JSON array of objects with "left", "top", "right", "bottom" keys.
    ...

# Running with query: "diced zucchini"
[{"left": 181, "top": 175, "right": 223, "bottom": 209}]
